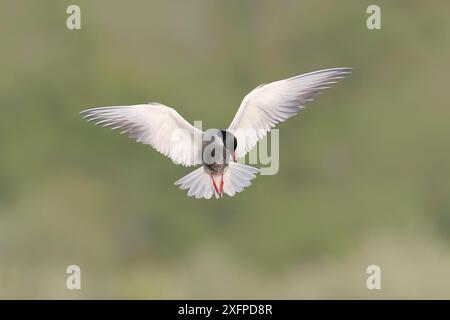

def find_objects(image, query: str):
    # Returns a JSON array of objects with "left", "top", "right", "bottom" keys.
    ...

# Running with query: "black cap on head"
[{"left": 220, "top": 130, "right": 237, "bottom": 151}]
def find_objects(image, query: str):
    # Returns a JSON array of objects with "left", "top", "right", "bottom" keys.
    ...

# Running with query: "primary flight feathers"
[
  {"left": 228, "top": 68, "right": 352, "bottom": 158},
  {"left": 81, "top": 103, "right": 203, "bottom": 167}
]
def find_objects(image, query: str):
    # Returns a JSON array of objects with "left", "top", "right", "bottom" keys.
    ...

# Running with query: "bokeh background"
[{"left": 1, "top": 0, "right": 450, "bottom": 299}]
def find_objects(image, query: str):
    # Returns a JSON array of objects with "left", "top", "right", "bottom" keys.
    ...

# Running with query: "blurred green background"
[{"left": 1, "top": 0, "right": 450, "bottom": 299}]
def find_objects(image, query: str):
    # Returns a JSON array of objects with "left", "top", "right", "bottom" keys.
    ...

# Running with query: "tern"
[{"left": 81, "top": 67, "right": 351, "bottom": 199}]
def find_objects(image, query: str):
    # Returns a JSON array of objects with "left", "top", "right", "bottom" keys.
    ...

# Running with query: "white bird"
[{"left": 80, "top": 67, "right": 351, "bottom": 199}]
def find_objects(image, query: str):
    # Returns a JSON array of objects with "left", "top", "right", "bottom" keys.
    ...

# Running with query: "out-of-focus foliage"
[{"left": 1, "top": 0, "right": 450, "bottom": 298}]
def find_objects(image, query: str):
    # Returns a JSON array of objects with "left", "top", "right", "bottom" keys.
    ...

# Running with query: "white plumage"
[
  {"left": 228, "top": 68, "right": 352, "bottom": 159},
  {"left": 81, "top": 68, "right": 351, "bottom": 199},
  {"left": 174, "top": 163, "right": 259, "bottom": 199},
  {"left": 81, "top": 103, "right": 203, "bottom": 167}
]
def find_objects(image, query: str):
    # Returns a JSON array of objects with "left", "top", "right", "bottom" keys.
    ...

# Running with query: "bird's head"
[{"left": 220, "top": 130, "right": 237, "bottom": 152}]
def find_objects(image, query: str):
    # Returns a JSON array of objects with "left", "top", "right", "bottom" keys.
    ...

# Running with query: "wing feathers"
[
  {"left": 228, "top": 68, "right": 351, "bottom": 158},
  {"left": 81, "top": 103, "right": 203, "bottom": 167}
]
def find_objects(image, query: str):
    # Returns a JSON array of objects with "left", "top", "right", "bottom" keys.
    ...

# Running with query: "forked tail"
[{"left": 175, "top": 163, "right": 259, "bottom": 199}]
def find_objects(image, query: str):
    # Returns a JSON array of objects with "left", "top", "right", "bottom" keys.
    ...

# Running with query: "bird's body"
[
  {"left": 81, "top": 68, "right": 351, "bottom": 199},
  {"left": 202, "top": 130, "right": 236, "bottom": 172},
  {"left": 200, "top": 130, "right": 238, "bottom": 197}
]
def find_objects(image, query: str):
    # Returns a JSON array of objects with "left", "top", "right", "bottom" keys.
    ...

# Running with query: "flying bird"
[{"left": 80, "top": 67, "right": 351, "bottom": 199}]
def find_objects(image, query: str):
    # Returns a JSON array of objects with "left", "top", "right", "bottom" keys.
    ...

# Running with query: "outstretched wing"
[
  {"left": 80, "top": 103, "right": 203, "bottom": 167},
  {"left": 228, "top": 68, "right": 352, "bottom": 159}
]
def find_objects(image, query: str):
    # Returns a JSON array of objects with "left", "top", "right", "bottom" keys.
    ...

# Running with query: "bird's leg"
[
  {"left": 211, "top": 174, "right": 219, "bottom": 195},
  {"left": 220, "top": 173, "right": 224, "bottom": 196},
  {"left": 232, "top": 153, "right": 236, "bottom": 162}
]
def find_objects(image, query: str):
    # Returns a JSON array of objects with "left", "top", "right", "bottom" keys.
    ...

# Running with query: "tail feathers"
[
  {"left": 222, "top": 163, "right": 259, "bottom": 197},
  {"left": 175, "top": 163, "right": 259, "bottom": 199},
  {"left": 175, "top": 166, "right": 215, "bottom": 199}
]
